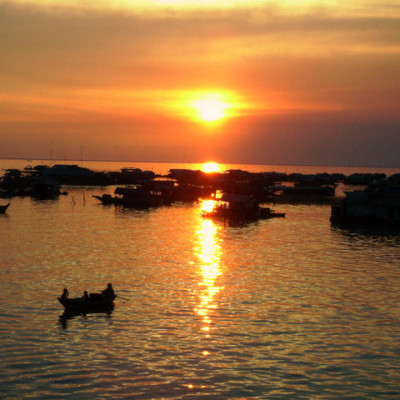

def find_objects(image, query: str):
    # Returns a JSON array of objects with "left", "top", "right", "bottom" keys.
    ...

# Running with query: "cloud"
[{"left": 1, "top": 1, "right": 400, "bottom": 165}]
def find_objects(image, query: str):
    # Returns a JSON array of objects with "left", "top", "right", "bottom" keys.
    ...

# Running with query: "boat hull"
[
  {"left": 0, "top": 203, "right": 10, "bottom": 213},
  {"left": 58, "top": 296, "right": 115, "bottom": 313},
  {"left": 202, "top": 207, "right": 285, "bottom": 221}
]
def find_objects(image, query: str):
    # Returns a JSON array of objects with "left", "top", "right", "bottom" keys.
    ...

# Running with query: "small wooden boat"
[
  {"left": 58, "top": 293, "right": 116, "bottom": 313},
  {"left": 0, "top": 203, "right": 10, "bottom": 214}
]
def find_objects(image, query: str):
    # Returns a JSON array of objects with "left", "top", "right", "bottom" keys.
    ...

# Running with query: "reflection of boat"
[
  {"left": 59, "top": 307, "right": 114, "bottom": 329},
  {"left": 0, "top": 203, "right": 10, "bottom": 213},
  {"left": 202, "top": 194, "right": 285, "bottom": 221},
  {"left": 58, "top": 293, "right": 116, "bottom": 313}
]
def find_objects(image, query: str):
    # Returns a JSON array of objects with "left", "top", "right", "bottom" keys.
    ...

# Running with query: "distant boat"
[
  {"left": 58, "top": 293, "right": 116, "bottom": 313},
  {"left": 202, "top": 194, "right": 285, "bottom": 221},
  {"left": 92, "top": 194, "right": 122, "bottom": 205},
  {"left": 114, "top": 185, "right": 163, "bottom": 208},
  {"left": 0, "top": 203, "right": 10, "bottom": 213},
  {"left": 259, "top": 207, "right": 286, "bottom": 219},
  {"left": 94, "top": 184, "right": 163, "bottom": 208},
  {"left": 281, "top": 184, "right": 335, "bottom": 197}
]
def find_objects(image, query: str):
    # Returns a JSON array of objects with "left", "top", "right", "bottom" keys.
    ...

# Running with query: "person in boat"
[
  {"left": 82, "top": 290, "right": 90, "bottom": 301},
  {"left": 101, "top": 283, "right": 115, "bottom": 300},
  {"left": 60, "top": 288, "right": 69, "bottom": 301}
]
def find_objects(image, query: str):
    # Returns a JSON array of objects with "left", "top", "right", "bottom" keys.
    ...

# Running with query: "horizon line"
[{"left": 0, "top": 157, "right": 398, "bottom": 171}]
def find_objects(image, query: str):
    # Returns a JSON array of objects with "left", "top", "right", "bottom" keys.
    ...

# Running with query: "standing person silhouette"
[
  {"left": 82, "top": 290, "right": 90, "bottom": 301},
  {"left": 101, "top": 283, "right": 115, "bottom": 300},
  {"left": 60, "top": 288, "right": 69, "bottom": 301}
]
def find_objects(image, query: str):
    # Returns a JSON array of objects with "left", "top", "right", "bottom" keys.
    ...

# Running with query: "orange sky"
[{"left": 1, "top": 0, "right": 399, "bottom": 167}]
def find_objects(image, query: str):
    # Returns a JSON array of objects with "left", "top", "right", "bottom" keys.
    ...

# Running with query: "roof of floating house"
[
  {"left": 220, "top": 193, "right": 253, "bottom": 203},
  {"left": 42, "top": 164, "right": 94, "bottom": 177}
]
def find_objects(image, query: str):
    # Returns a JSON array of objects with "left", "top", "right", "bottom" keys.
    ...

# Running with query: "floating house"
[
  {"left": 331, "top": 183, "right": 400, "bottom": 226},
  {"left": 94, "top": 184, "right": 163, "bottom": 208},
  {"left": 202, "top": 193, "right": 285, "bottom": 221}
]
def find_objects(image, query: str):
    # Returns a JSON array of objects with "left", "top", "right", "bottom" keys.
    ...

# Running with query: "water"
[
  {"left": 2, "top": 158, "right": 399, "bottom": 176},
  {"left": 1, "top": 161, "right": 400, "bottom": 399}
]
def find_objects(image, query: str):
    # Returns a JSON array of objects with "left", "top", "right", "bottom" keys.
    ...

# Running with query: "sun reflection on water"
[
  {"left": 200, "top": 199, "right": 216, "bottom": 213},
  {"left": 194, "top": 216, "right": 223, "bottom": 338}
]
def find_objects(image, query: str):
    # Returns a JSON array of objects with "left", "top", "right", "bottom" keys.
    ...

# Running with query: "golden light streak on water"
[
  {"left": 200, "top": 199, "right": 216, "bottom": 213},
  {"left": 1, "top": 160, "right": 400, "bottom": 399},
  {"left": 194, "top": 218, "right": 223, "bottom": 337}
]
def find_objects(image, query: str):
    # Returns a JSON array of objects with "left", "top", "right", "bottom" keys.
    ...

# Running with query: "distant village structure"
[
  {"left": 1, "top": 163, "right": 400, "bottom": 227},
  {"left": 331, "top": 176, "right": 400, "bottom": 226}
]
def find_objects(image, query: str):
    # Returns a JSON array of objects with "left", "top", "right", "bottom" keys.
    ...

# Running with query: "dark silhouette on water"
[
  {"left": 101, "top": 283, "right": 115, "bottom": 300},
  {"left": 58, "top": 284, "right": 116, "bottom": 313},
  {"left": 202, "top": 194, "right": 285, "bottom": 222},
  {"left": 331, "top": 179, "right": 400, "bottom": 228},
  {"left": 0, "top": 202, "right": 10, "bottom": 213},
  {"left": 60, "top": 288, "right": 69, "bottom": 301},
  {"left": 59, "top": 306, "right": 114, "bottom": 329}
]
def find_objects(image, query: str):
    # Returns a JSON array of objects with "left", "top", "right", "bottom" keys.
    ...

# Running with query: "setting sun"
[
  {"left": 170, "top": 90, "right": 245, "bottom": 124},
  {"left": 194, "top": 99, "right": 228, "bottom": 122},
  {"left": 202, "top": 162, "right": 220, "bottom": 173}
]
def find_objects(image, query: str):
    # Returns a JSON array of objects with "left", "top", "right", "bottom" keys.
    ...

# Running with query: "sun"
[
  {"left": 195, "top": 99, "right": 228, "bottom": 122},
  {"left": 172, "top": 89, "right": 241, "bottom": 123},
  {"left": 202, "top": 162, "right": 220, "bottom": 173}
]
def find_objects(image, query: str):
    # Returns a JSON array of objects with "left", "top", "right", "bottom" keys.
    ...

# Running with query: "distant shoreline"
[{"left": 0, "top": 157, "right": 398, "bottom": 171}]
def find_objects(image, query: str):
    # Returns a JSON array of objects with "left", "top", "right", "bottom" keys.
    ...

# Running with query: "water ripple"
[{"left": 1, "top": 193, "right": 400, "bottom": 398}]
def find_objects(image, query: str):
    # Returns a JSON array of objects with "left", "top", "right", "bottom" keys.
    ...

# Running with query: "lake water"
[{"left": 1, "top": 160, "right": 400, "bottom": 399}]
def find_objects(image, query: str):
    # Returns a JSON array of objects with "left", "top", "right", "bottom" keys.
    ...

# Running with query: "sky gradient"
[{"left": 1, "top": 0, "right": 400, "bottom": 167}]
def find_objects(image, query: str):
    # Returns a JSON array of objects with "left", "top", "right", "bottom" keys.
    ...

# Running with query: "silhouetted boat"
[
  {"left": 281, "top": 184, "right": 335, "bottom": 197},
  {"left": 94, "top": 184, "right": 163, "bottom": 208},
  {"left": 58, "top": 293, "right": 116, "bottom": 312},
  {"left": 260, "top": 207, "right": 286, "bottom": 219},
  {"left": 202, "top": 194, "right": 285, "bottom": 221},
  {"left": 92, "top": 194, "right": 122, "bottom": 205},
  {"left": 114, "top": 185, "right": 163, "bottom": 208},
  {"left": 0, "top": 203, "right": 10, "bottom": 213}
]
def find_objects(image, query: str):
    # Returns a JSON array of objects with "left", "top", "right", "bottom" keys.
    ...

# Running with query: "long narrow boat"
[
  {"left": 0, "top": 203, "right": 10, "bottom": 214},
  {"left": 58, "top": 293, "right": 116, "bottom": 313}
]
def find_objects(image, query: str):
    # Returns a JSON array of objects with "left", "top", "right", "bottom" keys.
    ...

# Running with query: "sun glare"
[
  {"left": 202, "top": 162, "right": 220, "bottom": 173},
  {"left": 187, "top": 91, "right": 235, "bottom": 123},
  {"left": 195, "top": 99, "right": 228, "bottom": 122},
  {"left": 172, "top": 90, "right": 243, "bottom": 123},
  {"left": 201, "top": 199, "right": 216, "bottom": 213}
]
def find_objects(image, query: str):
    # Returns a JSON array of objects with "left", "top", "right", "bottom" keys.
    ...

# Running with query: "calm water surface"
[{"left": 1, "top": 166, "right": 400, "bottom": 399}]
